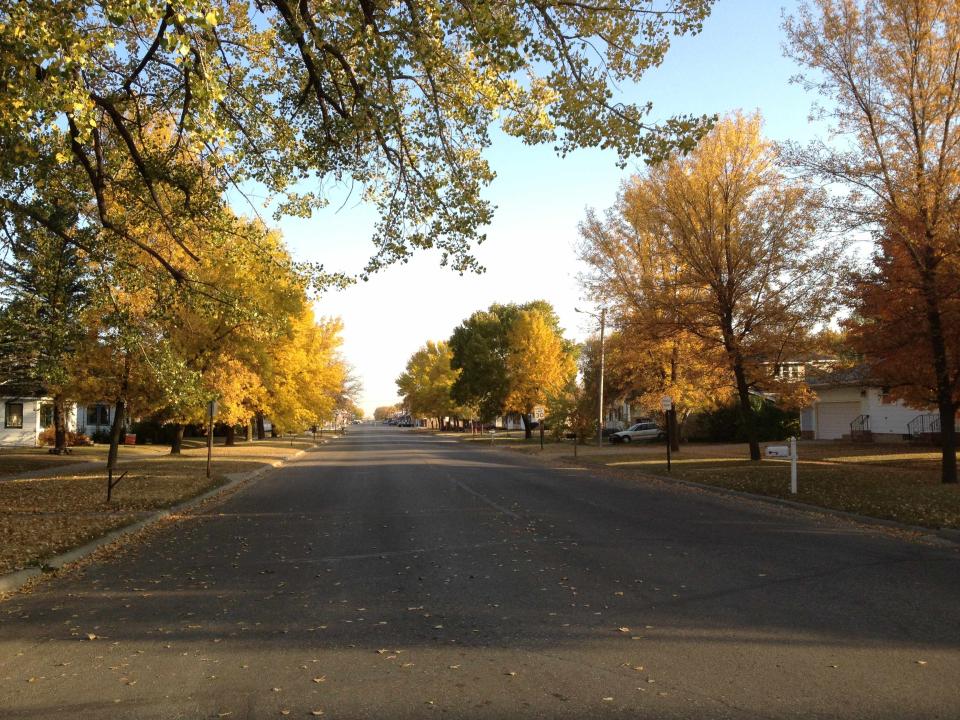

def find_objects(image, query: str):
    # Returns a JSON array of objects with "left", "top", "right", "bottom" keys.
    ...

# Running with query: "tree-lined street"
[{"left": 2, "top": 426, "right": 957, "bottom": 719}]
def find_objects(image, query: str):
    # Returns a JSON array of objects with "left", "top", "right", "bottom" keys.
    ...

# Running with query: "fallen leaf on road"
[
  {"left": 280, "top": 711, "right": 290, "bottom": 716},
  {"left": 916, "top": 660, "right": 928, "bottom": 665},
  {"left": 602, "top": 697, "right": 613, "bottom": 701},
  {"left": 310, "top": 711, "right": 324, "bottom": 716},
  {"left": 313, "top": 676, "right": 326, "bottom": 683},
  {"left": 617, "top": 627, "right": 631, "bottom": 633}
]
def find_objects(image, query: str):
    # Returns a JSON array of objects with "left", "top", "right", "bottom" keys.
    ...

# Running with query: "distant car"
[{"left": 609, "top": 421, "right": 664, "bottom": 443}]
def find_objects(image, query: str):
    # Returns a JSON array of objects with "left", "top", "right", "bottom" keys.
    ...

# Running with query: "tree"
[
  {"left": 0, "top": 223, "right": 90, "bottom": 453},
  {"left": 450, "top": 301, "right": 575, "bottom": 437},
  {"left": 504, "top": 309, "right": 578, "bottom": 438},
  {"left": 784, "top": 0, "right": 960, "bottom": 483},
  {"left": 846, "top": 233, "right": 960, "bottom": 432},
  {"left": 581, "top": 113, "right": 836, "bottom": 460},
  {"left": 396, "top": 341, "right": 463, "bottom": 428},
  {"left": 374, "top": 405, "right": 399, "bottom": 422},
  {"left": 1, "top": 1, "right": 715, "bottom": 283}
]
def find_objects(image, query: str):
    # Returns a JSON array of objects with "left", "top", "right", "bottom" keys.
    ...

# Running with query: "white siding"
[
  {"left": 0, "top": 398, "right": 41, "bottom": 447},
  {"left": 864, "top": 390, "right": 927, "bottom": 436}
]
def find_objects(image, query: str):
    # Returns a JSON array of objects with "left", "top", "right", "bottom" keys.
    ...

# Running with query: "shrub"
[
  {"left": 689, "top": 397, "right": 799, "bottom": 443},
  {"left": 90, "top": 429, "right": 112, "bottom": 444},
  {"left": 37, "top": 428, "right": 94, "bottom": 447},
  {"left": 128, "top": 419, "right": 177, "bottom": 445}
]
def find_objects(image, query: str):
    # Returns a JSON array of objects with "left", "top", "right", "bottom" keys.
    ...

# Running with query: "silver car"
[{"left": 609, "top": 421, "right": 664, "bottom": 443}]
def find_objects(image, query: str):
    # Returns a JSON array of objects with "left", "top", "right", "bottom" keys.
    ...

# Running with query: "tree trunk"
[
  {"left": 107, "top": 397, "right": 125, "bottom": 471},
  {"left": 920, "top": 265, "right": 958, "bottom": 483},
  {"left": 170, "top": 423, "right": 184, "bottom": 454},
  {"left": 53, "top": 392, "right": 68, "bottom": 454},
  {"left": 255, "top": 413, "right": 266, "bottom": 440},
  {"left": 733, "top": 361, "right": 761, "bottom": 461},
  {"left": 245, "top": 420, "right": 252, "bottom": 442},
  {"left": 522, "top": 413, "right": 533, "bottom": 440},
  {"left": 225, "top": 424, "right": 236, "bottom": 447}
]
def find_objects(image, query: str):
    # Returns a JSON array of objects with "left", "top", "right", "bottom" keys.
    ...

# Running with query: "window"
[
  {"left": 5, "top": 402, "right": 23, "bottom": 429},
  {"left": 39, "top": 403, "right": 54, "bottom": 428},
  {"left": 87, "top": 404, "right": 109, "bottom": 426}
]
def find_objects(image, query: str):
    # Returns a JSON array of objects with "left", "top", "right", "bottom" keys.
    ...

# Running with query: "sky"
[{"left": 278, "top": 0, "right": 824, "bottom": 417}]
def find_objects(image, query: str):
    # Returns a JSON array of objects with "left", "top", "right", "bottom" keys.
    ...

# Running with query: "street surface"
[{"left": 2, "top": 426, "right": 958, "bottom": 718}]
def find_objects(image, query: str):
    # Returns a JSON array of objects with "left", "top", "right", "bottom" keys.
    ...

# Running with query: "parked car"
[{"left": 609, "top": 421, "right": 664, "bottom": 443}]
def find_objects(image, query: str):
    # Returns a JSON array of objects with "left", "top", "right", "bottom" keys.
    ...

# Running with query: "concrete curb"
[{"left": 0, "top": 445, "right": 316, "bottom": 596}]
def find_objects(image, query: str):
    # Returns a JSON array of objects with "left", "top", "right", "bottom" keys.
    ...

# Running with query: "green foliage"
[
  {"left": 690, "top": 398, "right": 800, "bottom": 443},
  {"left": 0, "top": 224, "right": 90, "bottom": 395},
  {"left": 449, "top": 300, "right": 572, "bottom": 421},
  {"left": 0, "top": 0, "right": 715, "bottom": 283}
]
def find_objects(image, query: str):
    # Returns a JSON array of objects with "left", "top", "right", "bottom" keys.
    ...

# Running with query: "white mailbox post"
[{"left": 765, "top": 437, "right": 798, "bottom": 494}]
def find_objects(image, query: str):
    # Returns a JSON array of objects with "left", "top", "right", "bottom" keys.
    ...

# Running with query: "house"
[
  {"left": 604, "top": 399, "right": 651, "bottom": 430},
  {"left": 800, "top": 365, "right": 943, "bottom": 441},
  {"left": 76, "top": 402, "right": 117, "bottom": 438},
  {"left": 0, "top": 396, "right": 78, "bottom": 447}
]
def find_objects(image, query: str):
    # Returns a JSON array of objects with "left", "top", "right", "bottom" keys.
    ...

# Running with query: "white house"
[
  {"left": 801, "top": 366, "right": 941, "bottom": 441},
  {"left": 76, "top": 402, "right": 117, "bottom": 437},
  {"left": 0, "top": 397, "right": 78, "bottom": 447}
]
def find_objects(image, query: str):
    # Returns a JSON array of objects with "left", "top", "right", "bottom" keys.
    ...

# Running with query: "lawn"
[
  {"left": 0, "top": 437, "right": 316, "bottom": 576},
  {"left": 466, "top": 434, "right": 960, "bottom": 531}
]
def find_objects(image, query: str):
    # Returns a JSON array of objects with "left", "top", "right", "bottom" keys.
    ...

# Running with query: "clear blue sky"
[{"left": 279, "top": 0, "right": 820, "bottom": 416}]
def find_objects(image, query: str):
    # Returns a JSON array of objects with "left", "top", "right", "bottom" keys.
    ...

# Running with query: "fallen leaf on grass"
[
  {"left": 310, "top": 710, "right": 324, "bottom": 716},
  {"left": 86, "top": 633, "right": 98, "bottom": 641},
  {"left": 312, "top": 676, "right": 326, "bottom": 683},
  {"left": 916, "top": 660, "right": 928, "bottom": 665}
]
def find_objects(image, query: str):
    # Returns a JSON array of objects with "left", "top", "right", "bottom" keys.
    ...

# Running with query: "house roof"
[{"left": 804, "top": 362, "right": 876, "bottom": 388}]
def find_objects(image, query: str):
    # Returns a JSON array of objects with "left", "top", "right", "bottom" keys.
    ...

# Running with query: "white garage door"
[{"left": 817, "top": 402, "right": 862, "bottom": 440}]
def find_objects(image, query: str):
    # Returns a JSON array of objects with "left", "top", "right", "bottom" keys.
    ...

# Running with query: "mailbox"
[{"left": 765, "top": 445, "right": 790, "bottom": 458}]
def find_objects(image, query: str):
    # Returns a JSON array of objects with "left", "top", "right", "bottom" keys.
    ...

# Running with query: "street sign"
[
  {"left": 660, "top": 396, "right": 673, "bottom": 412},
  {"left": 533, "top": 405, "right": 546, "bottom": 420}
]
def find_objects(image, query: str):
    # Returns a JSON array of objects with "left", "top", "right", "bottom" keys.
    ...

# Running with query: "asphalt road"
[{"left": 2, "top": 427, "right": 958, "bottom": 719}]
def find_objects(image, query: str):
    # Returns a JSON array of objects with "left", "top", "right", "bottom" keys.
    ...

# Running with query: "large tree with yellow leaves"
[{"left": 1, "top": 0, "right": 714, "bottom": 283}]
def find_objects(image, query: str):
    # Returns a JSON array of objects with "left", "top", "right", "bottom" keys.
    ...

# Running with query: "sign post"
[
  {"left": 533, "top": 405, "right": 546, "bottom": 450},
  {"left": 660, "top": 396, "right": 673, "bottom": 472}
]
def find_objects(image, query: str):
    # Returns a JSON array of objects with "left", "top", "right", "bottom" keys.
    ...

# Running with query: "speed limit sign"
[{"left": 533, "top": 405, "right": 546, "bottom": 420}]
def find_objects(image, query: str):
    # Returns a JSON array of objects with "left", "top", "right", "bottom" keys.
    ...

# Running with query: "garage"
[{"left": 816, "top": 401, "right": 862, "bottom": 440}]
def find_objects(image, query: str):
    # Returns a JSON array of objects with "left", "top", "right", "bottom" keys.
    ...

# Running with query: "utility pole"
[
  {"left": 598, "top": 307, "right": 605, "bottom": 448},
  {"left": 576, "top": 306, "right": 607, "bottom": 448}
]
